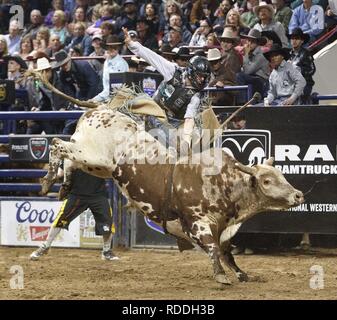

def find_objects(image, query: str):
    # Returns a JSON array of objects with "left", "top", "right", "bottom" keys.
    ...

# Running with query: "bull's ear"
[
  {"left": 235, "top": 162, "right": 256, "bottom": 175},
  {"left": 263, "top": 157, "right": 274, "bottom": 166}
]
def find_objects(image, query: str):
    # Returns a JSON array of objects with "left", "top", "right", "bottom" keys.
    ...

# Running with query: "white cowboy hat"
[
  {"left": 207, "top": 48, "right": 222, "bottom": 61},
  {"left": 218, "top": 28, "right": 240, "bottom": 45},
  {"left": 36, "top": 57, "right": 52, "bottom": 71},
  {"left": 254, "top": 1, "right": 275, "bottom": 16}
]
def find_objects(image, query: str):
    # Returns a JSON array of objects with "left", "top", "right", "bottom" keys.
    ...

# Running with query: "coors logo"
[{"left": 220, "top": 130, "right": 271, "bottom": 166}]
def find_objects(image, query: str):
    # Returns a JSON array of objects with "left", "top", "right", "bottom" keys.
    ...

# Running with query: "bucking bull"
[{"left": 29, "top": 71, "right": 304, "bottom": 285}]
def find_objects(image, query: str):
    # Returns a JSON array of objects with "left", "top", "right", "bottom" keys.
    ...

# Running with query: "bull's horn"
[
  {"left": 235, "top": 162, "right": 256, "bottom": 175},
  {"left": 263, "top": 157, "right": 274, "bottom": 166}
]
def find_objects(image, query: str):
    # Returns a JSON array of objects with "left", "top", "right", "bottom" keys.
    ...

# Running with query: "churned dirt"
[{"left": 1, "top": 246, "right": 337, "bottom": 300}]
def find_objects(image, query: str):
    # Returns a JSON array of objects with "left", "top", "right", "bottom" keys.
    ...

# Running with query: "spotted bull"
[{"left": 41, "top": 105, "right": 304, "bottom": 285}]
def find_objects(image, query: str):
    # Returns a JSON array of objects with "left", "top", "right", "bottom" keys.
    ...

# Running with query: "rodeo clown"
[
  {"left": 30, "top": 167, "right": 119, "bottom": 261},
  {"left": 123, "top": 27, "right": 211, "bottom": 152}
]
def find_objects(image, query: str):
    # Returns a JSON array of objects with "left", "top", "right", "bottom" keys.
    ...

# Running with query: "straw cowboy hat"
[
  {"left": 254, "top": 1, "right": 275, "bottom": 16},
  {"left": 288, "top": 27, "right": 310, "bottom": 44},
  {"left": 218, "top": 28, "right": 240, "bottom": 45},
  {"left": 51, "top": 49, "right": 71, "bottom": 69},
  {"left": 263, "top": 43, "right": 291, "bottom": 61},
  {"left": 240, "top": 29, "right": 267, "bottom": 46},
  {"left": 36, "top": 57, "right": 53, "bottom": 71},
  {"left": 207, "top": 48, "right": 222, "bottom": 61},
  {"left": 101, "top": 35, "right": 123, "bottom": 50}
]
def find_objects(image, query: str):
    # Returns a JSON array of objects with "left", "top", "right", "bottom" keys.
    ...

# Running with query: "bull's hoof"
[
  {"left": 40, "top": 179, "right": 50, "bottom": 196},
  {"left": 215, "top": 273, "right": 232, "bottom": 285},
  {"left": 237, "top": 272, "right": 249, "bottom": 282}
]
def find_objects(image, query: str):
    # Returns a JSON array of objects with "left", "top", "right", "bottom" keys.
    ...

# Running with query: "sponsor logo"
[
  {"left": 219, "top": 129, "right": 271, "bottom": 166},
  {"left": 29, "top": 226, "right": 50, "bottom": 241},
  {"left": 142, "top": 77, "right": 157, "bottom": 97},
  {"left": 144, "top": 217, "right": 165, "bottom": 234},
  {"left": 16, "top": 201, "right": 56, "bottom": 224},
  {"left": 29, "top": 137, "right": 48, "bottom": 160}
]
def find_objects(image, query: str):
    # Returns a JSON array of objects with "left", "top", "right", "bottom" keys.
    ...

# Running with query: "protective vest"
[{"left": 153, "top": 69, "right": 197, "bottom": 120}]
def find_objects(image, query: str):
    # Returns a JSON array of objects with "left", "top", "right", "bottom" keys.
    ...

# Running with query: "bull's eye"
[{"left": 263, "top": 179, "right": 271, "bottom": 186}]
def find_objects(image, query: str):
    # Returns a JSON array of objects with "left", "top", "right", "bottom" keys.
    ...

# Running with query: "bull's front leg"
[
  {"left": 220, "top": 241, "right": 248, "bottom": 282},
  {"left": 187, "top": 219, "right": 232, "bottom": 285}
]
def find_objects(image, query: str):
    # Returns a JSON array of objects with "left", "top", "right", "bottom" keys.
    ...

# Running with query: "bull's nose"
[{"left": 294, "top": 191, "right": 304, "bottom": 204}]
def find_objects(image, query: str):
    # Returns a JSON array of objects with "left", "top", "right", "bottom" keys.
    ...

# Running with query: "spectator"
[
  {"left": 68, "top": 5, "right": 90, "bottom": 31},
  {"left": 86, "top": 4, "right": 116, "bottom": 35},
  {"left": 21, "top": 9, "right": 43, "bottom": 39},
  {"left": 288, "top": 27, "right": 316, "bottom": 104},
  {"left": 206, "top": 32, "right": 220, "bottom": 48},
  {"left": 4, "top": 20, "right": 22, "bottom": 55},
  {"left": 45, "top": 34, "right": 64, "bottom": 58},
  {"left": 50, "top": 10, "right": 70, "bottom": 44},
  {"left": 207, "top": 47, "right": 236, "bottom": 105},
  {"left": 45, "top": 0, "right": 70, "bottom": 28},
  {"left": 99, "top": 21, "right": 115, "bottom": 42},
  {"left": 237, "top": 29, "right": 270, "bottom": 101},
  {"left": 157, "top": 43, "right": 176, "bottom": 62},
  {"left": 143, "top": 2, "right": 160, "bottom": 34},
  {"left": 289, "top": 0, "right": 325, "bottom": 42},
  {"left": 225, "top": 8, "right": 250, "bottom": 35},
  {"left": 264, "top": 43, "right": 306, "bottom": 106},
  {"left": 161, "top": 14, "right": 192, "bottom": 46},
  {"left": 92, "top": 0, "right": 121, "bottom": 20},
  {"left": 52, "top": 49, "right": 101, "bottom": 100},
  {"left": 189, "top": 19, "right": 212, "bottom": 47},
  {"left": 272, "top": 0, "right": 293, "bottom": 34},
  {"left": 115, "top": 0, "right": 138, "bottom": 39},
  {"left": 32, "top": 27, "right": 50, "bottom": 54},
  {"left": 261, "top": 30, "right": 282, "bottom": 52},
  {"left": 136, "top": 16, "right": 159, "bottom": 51},
  {"left": 173, "top": 46, "right": 191, "bottom": 67},
  {"left": 16, "top": 35, "right": 33, "bottom": 60},
  {"left": 167, "top": 26, "right": 187, "bottom": 49},
  {"left": 219, "top": 28, "right": 242, "bottom": 77},
  {"left": 92, "top": 35, "right": 128, "bottom": 103},
  {"left": 26, "top": 57, "right": 66, "bottom": 134},
  {"left": 4, "top": 55, "right": 28, "bottom": 89},
  {"left": 213, "top": 0, "right": 234, "bottom": 30},
  {"left": 30, "top": 168, "right": 119, "bottom": 262},
  {"left": 65, "top": 22, "right": 93, "bottom": 56},
  {"left": 241, "top": 0, "right": 260, "bottom": 28},
  {"left": 159, "top": 0, "right": 183, "bottom": 33},
  {"left": 325, "top": 0, "right": 337, "bottom": 28},
  {"left": 190, "top": 0, "right": 220, "bottom": 29},
  {"left": 253, "top": 1, "right": 289, "bottom": 48},
  {"left": 0, "top": 35, "right": 8, "bottom": 79},
  {"left": 88, "top": 33, "right": 105, "bottom": 78}
]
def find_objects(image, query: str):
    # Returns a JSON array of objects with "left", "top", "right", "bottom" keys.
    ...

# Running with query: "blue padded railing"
[
  {"left": 0, "top": 169, "right": 47, "bottom": 178},
  {"left": 311, "top": 94, "right": 337, "bottom": 104}
]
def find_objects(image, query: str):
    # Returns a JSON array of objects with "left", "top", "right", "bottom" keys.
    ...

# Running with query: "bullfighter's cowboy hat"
[
  {"left": 263, "top": 43, "right": 291, "bottom": 61},
  {"left": 288, "top": 27, "right": 310, "bottom": 44},
  {"left": 51, "top": 49, "right": 71, "bottom": 69},
  {"left": 240, "top": 29, "right": 267, "bottom": 46}
]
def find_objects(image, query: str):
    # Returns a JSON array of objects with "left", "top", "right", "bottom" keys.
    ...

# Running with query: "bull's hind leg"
[
  {"left": 187, "top": 219, "right": 232, "bottom": 285},
  {"left": 41, "top": 138, "right": 76, "bottom": 195}
]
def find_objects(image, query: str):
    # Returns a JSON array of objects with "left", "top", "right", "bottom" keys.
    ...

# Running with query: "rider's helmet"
[{"left": 186, "top": 55, "right": 211, "bottom": 90}]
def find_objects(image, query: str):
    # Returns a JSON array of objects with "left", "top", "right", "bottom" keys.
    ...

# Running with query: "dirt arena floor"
[{"left": 1, "top": 246, "right": 337, "bottom": 300}]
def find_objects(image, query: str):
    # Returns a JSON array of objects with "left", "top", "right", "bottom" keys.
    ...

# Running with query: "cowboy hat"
[
  {"left": 174, "top": 47, "right": 192, "bottom": 59},
  {"left": 288, "top": 27, "right": 310, "bottom": 44},
  {"left": 218, "top": 28, "right": 240, "bottom": 45},
  {"left": 261, "top": 30, "right": 282, "bottom": 47},
  {"left": 92, "top": 33, "right": 103, "bottom": 41},
  {"left": 3, "top": 55, "right": 28, "bottom": 70},
  {"left": 263, "top": 43, "right": 290, "bottom": 61},
  {"left": 36, "top": 57, "right": 53, "bottom": 71},
  {"left": 26, "top": 51, "right": 50, "bottom": 62},
  {"left": 254, "top": 1, "right": 275, "bottom": 16},
  {"left": 207, "top": 48, "right": 222, "bottom": 61},
  {"left": 51, "top": 49, "right": 71, "bottom": 69},
  {"left": 157, "top": 44, "right": 176, "bottom": 56},
  {"left": 101, "top": 34, "right": 123, "bottom": 50},
  {"left": 241, "top": 29, "right": 267, "bottom": 46}
]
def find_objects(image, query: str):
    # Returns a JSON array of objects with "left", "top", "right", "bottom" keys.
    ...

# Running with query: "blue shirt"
[
  {"left": 289, "top": 4, "right": 324, "bottom": 37},
  {"left": 93, "top": 54, "right": 129, "bottom": 102}
]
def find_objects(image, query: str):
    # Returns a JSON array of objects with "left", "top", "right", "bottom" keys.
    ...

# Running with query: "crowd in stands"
[{"left": 0, "top": 0, "right": 336, "bottom": 134}]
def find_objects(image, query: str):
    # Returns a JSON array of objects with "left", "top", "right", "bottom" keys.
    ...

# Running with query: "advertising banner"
[
  {"left": 0, "top": 200, "right": 80, "bottom": 247},
  {"left": 215, "top": 106, "right": 337, "bottom": 233},
  {"left": 80, "top": 208, "right": 102, "bottom": 248}
]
